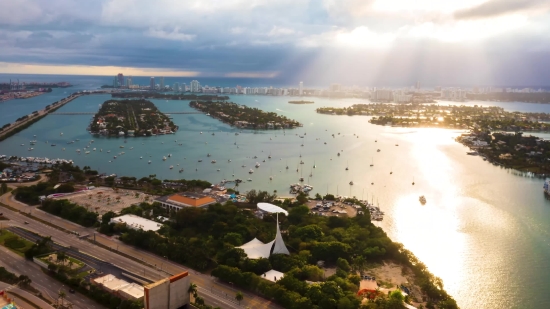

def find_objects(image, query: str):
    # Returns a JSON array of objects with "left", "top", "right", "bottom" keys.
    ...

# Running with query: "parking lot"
[
  {"left": 52, "top": 187, "right": 156, "bottom": 216},
  {"left": 306, "top": 200, "right": 359, "bottom": 217}
]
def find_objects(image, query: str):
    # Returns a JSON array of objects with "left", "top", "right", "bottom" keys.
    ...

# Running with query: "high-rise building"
[
  {"left": 150, "top": 77, "right": 155, "bottom": 90},
  {"left": 159, "top": 77, "right": 165, "bottom": 90},
  {"left": 113, "top": 76, "right": 118, "bottom": 88},
  {"left": 415, "top": 81, "right": 421, "bottom": 90},
  {"left": 126, "top": 76, "right": 133, "bottom": 88},
  {"left": 181, "top": 83, "right": 187, "bottom": 92},
  {"left": 190, "top": 80, "right": 200, "bottom": 92},
  {"left": 173, "top": 82, "right": 179, "bottom": 92},
  {"left": 299, "top": 81, "right": 303, "bottom": 96},
  {"left": 330, "top": 83, "right": 341, "bottom": 92},
  {"left": 117, "top": 73, "right": 124, "bottom": 87}
]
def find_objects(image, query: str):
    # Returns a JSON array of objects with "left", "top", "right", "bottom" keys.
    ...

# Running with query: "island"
[
  {"left": 190, "top": 100, "right": 302, "bottom": 129},
  {"left": 467, "top": 92, "right": 550, "bottom": 104},
  {"left": 289, "top": 100, "right": 314, "bottom": 104},
  {"left": 112, "top": 92, "right": 229, "bottom": 101},
  {"left": 89, "top": 99, "right": 177, "bottom": 137}
]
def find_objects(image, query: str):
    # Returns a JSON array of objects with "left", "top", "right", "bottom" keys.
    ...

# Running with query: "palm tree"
[
  {"left": 235, "top": 291, "right": 244, "bottom": 304},
  {"left": 188, "top": 282, "right": 198, "bottom": 299},
  {"left": 57, "top": 290, "right": 66, "bottom": 307}
]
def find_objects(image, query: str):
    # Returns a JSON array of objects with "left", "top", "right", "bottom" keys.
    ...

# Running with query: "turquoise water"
[{"left": 1, "top": 90, "right": 550, "bottom": 308}]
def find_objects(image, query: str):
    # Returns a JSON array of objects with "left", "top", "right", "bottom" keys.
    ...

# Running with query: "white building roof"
[
  {"left": 110, "top": 214, "right": 162, "bottom": 232},
  {"left": 94, "top": 274, "right": 130, "bottom": 292},
  {"left": 262, "top": 270, "right": 285, "bottom": 282},
  {"left": 118, "top": 283, "right": 144, "bottom": 299}
]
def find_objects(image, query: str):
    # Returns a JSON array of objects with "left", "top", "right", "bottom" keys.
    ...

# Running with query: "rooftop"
[
  {"left": 93, "top": 274, "right": 130, "bottom": 292},
  {"left": 110, "top": 214, "right": 162, "bottom": 232},
  {"left": 119, "top": 282, "right": 145, "bottom": 299},
  {"left": 165, "top": 192, "right": 216, "bottom": 207}
]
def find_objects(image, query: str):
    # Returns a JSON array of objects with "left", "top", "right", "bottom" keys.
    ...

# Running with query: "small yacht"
[
  {"left": 337, "top": 152, "right": 340, "bottom": 156},
  {"left": 169, "top": 165, "right": 173, "bottom": 169},
  {"left": 163, "top": 156, "right": 167, "bottom": 161},
  {"left": 140, "top": 156, "right": 143, "bottom": 159},
  {"left": 120, "top": 145, "right": 124, "bottom": 148},
  {"left": 249, "top": 169, "right": 254, "bottom": 174},
  {"left": 198, "top": 159, "right": 203, "bottom": 162},
  {"left": 255, "top": 162, "right": 261, "bottom": 168},
  {"left": 349, "top": 181, "right": 354, "bottom": 185},
  {"left": 113, "top": 156, "right": 117, "bottom": 159},
  {"left": 247, "top": 178, "right": 252, "bottom": 181},
  {"left": 228, "top": 159, "right": 232, "bottom": 162},
  {"left": 217, "top": 169, "right": 220, "bottom": 171},
  {"left": 168, "top": 154, "right": 172, "bottom": 157},
  {"left": 85, "top": 151, "right": 90, "bottom": 154},
  {"left": 377, "top": 149, "right": 380, "bottom": 152},
  {"left": 299, "top": 177, "right": 304, "bottom": 182},
  {"left": 93, "top": 148, "right": 96, "bottom": 151},
  {"left": 179, "top": 168, "right": 184, "bottom": 173},
  {"left": 211, "top": 160, "right": 217, "bottom": 163},
  {"left": 419, "top": 196, "right": 426, "bottom": 204},
  {"left": 148, "top": 160, "right": 151, "bottom": 164},
  {"left": 107, "top": 150, "right": 111, "bottom": 153},
  {"left": 207, "top": 153, "right": 211, "bottom": 157}
]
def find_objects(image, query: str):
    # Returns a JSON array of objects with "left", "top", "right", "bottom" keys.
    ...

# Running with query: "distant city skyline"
[{"left": 1, "top": 1, "right": 550, "bottom": 86}]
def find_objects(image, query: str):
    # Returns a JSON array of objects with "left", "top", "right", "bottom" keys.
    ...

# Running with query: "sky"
[{"left": 1, "top": 0, "right": 550, "bottom": 87}]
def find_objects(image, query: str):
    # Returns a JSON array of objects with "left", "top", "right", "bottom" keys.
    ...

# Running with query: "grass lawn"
[{"left": 0, "top": 229, "right": 35, "bottom": 256}]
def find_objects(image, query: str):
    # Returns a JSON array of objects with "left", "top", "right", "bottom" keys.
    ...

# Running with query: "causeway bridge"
[{"left": 50, "top": 112, "right": 203, "bottom": 115}]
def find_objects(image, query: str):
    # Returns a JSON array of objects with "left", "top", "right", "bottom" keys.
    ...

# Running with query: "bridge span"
[{"left": 50, "top": 112, "right": 203, "bottom": 115}]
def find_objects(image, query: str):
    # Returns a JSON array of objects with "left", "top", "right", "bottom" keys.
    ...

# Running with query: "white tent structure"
[
  {"left": 238, "top": 238, "right": 275, "bottom": 259},
  {"left": 238, "top": 203, "right": 290, "bottom": 259}
]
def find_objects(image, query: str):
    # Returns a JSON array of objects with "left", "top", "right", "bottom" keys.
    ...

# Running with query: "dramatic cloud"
[
  {"left": 1, "top": 0, "right": 550, "bottom": 86},
  {"left": 455, "top": 0, "right": 550, "bottom": 19}
]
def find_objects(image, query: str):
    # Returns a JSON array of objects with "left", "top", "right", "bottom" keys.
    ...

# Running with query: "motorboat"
[
  {"left": 163, "top": 156, "right": 167, "bottom": 161},
  {"left": 255, "top": 162, "right": 261, "bottom": 168},
  {"left": 148, "top": 160, "right": 151, "bottom": 164},
  {"left": 198, "top": 159, "right": 203, "bottom": 162},
  {"left": 419, "top": 196, "right": 426, "bottom": 205},
  {"left": 349, "top": 181, "right": 354, "bottom": 185},
  {"left": 249, "top": 169, "right": 254, "bottom": 174},
  {"left": 169, "top": 165, "right": 174, "bottom": 169},
  {"left": 211, "top": 160, "right": 217, "bottom": 163}
]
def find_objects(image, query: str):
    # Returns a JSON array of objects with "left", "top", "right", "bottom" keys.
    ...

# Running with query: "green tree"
[
  {"left": 188, "top": 282, "right": 197, "bottom": 299},
  {"left": 18, "top": 275, "right": 31, "bottom": 287},
  {"left": 235, "top": 291, "right": 244, "bottom": 304}
]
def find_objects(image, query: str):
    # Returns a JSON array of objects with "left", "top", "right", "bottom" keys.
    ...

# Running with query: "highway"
[
  {"left": 0, "top": 185, "right": 282, "bottom": 309},
  {"left": 0, "top": 241, "right": 99, "bottom": 308}
]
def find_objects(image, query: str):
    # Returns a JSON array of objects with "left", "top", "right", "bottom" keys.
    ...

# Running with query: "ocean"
[{"left": 1, "top": 74, "right": 550, "bottom": 309}]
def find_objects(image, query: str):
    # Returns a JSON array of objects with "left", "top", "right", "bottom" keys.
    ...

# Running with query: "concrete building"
[
  {"left": 156, "top": 192, "right": 216, "bottom": 212},
  {"left": 160, "top": 77, "right": 165, "bottom": 90},
  {"left": 373, "top": 89, "right": 393, "bottom": 101},
  {"left": 110, "top": 214, "right": 163, "bottom": 232},
  {"left": 144, "top": 272, "right": 190, "bottom": 309},
  {"left": 92, "top": 274, "right": 144, "bottom": 301},
  {"left": 126, "top": 76, "right": 133, "bottom": 88},
  {"left": 299, "top": 81, "right": 303, "bottom": 96},
  {"left": 190, "top": 80, "right": 200, "bottom": 92},
  {"left": 150, "top": 77, "right": 155, "bottom": 90},
  {"left": 173, "top": 82, "right": 179, "bottom": 92},
  {"left": 117, "top": 73, "right": 124, "bottom": 87}
]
